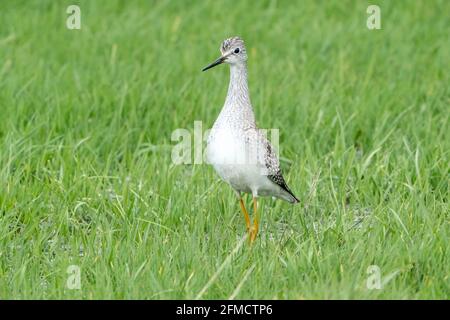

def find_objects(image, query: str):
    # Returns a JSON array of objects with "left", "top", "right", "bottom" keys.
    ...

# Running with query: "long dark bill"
[{"left": 202, "top": 56, "right": 226, "bottom": 72}]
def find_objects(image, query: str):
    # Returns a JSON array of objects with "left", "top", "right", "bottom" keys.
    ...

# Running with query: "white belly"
[{"left": 206, "top": 128, "right": 273, "bottom": 194}]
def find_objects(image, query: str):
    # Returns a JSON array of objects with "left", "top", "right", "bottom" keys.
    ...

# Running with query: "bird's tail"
[{"left": 278, "top": 188, "right": 299, "bottom": 204}]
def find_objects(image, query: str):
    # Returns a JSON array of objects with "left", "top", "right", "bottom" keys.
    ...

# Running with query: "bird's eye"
[{"left": 234, "top": 48, "right": 240, "bottom": 54}]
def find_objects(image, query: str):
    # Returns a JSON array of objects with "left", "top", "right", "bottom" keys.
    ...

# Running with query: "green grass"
[{"left": 0, "top": 0, "right": 449, "bottom": 299}]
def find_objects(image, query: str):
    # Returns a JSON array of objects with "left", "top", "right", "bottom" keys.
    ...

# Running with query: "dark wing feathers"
[
  {"left": 267, "top": 171, "right": 299, "bottom": 203},
  {"left": 243, "top": 128, "right": 299, "bottom": 203},
  {"left": 264, "top": 140, "right": 299, "bottom": 203}
]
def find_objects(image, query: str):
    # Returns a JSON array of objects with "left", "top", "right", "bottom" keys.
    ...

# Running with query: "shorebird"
[{"left": 203, "top": 36, "right": 299, "bottom": 243}]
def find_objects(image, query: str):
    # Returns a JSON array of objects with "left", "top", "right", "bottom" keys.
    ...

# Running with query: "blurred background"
[{"left": 0, "top": 0, "right": 448, "bottom": 299}]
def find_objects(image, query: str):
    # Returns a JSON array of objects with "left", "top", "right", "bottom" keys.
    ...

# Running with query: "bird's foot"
[{"left": 249, "top": 225, "right": 258, "bottom": 244}]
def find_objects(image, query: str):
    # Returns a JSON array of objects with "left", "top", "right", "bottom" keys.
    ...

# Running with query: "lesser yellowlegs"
[{"left": 203, "top": 36, "right": 299, "bottom": 243}]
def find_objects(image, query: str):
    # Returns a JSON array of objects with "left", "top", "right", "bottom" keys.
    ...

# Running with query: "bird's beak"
[{"left": 202, "top": 56, "right": 226, "bottom": 72}]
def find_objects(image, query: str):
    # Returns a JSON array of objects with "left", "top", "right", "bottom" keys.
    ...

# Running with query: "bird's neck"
[
  {"left": 225, "top": 63, "right": 251, "bottom": 107},
  {"left": 218, "top": 63, "right": 255, "bottom": 128}
]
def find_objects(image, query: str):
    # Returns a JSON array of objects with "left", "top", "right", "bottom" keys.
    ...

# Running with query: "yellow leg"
[
  {"left": 239, "top": 198, "right": 251, "bottom": 233},
  {"left": 250, "top": 197, "right": 259, "bottom": 243}
]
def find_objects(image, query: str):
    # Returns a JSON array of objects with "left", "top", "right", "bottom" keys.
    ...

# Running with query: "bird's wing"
[{"left": 250, "top": 129, "right": 298, "bottom": 201}]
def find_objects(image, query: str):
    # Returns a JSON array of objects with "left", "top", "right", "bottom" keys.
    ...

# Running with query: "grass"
[{"left": 0, "top": 0, "right": 448, "bottom": 299}]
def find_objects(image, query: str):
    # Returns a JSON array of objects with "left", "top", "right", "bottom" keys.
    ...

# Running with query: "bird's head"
[{"left": 202, "top": 36, "right": 247, "bottom": 72}]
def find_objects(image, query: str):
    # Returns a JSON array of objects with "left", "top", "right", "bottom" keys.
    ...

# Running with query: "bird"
[{"left": 202, "top": 36, "right": 299, "bottom": 243}]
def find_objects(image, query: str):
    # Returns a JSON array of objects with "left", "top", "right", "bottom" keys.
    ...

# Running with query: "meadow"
[{"left": 0, "top": 0, "right": 448, "bottom": 299}]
